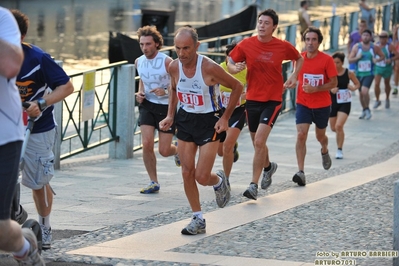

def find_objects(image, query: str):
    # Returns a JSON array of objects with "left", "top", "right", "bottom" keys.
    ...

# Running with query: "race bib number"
[
  {"left": 375, "top": 58, "right": 386, "bottom": 67},
  {"left": 221, "top": 91, "right": 240, "bottom": 107},
  {"left": 336, "top": 89, "right": 352, "bottom": 103},
  {"left": 303, "top": 73, "right": 324, "bottom": 87},
  {"left": 177, "top": 91, "right": 205, "bottom": 111},
  {"left": 358, "top": 60, "right": 371, "bottom": 72}
]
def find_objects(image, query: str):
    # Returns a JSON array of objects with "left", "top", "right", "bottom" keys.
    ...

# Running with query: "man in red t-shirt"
[
  {"left": 293, "top": 26, "right": 338, "bottom": 187},
  {"left": 228, "top": 9, "right": 303, "bottom": 200}
]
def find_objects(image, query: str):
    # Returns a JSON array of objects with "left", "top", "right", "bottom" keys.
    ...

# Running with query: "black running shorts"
[
  {"left": 246, "top": 100, "right": 282, "bottom": 133},
  {"left": 138, "top": 99, "right": 175, "bottom": 133},
  {"left": 0, "top": 141, "right": 22, "bottom": 220},
  {"left": 175, "top": 108, "right": 226, "bottom": 146}
]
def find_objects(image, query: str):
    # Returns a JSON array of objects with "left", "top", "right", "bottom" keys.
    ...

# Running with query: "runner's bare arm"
[
  {"left": 285, "top": 55, "right": 304, "bottom": 89},
  {"left": 203, "top": 59, "right": 243, "bottom": 132},
  {"left": 391, "top": 44, "right": 399, "bottom": 61},
  {"left": 159, "top": 60, "right": 179, "bottom": 131},
  {"left": 0, "top": 39, "right": 23, "bottom": 79},
  {"left": 373, "top": 46, "right": 385, "bottom": 63},
  {"left": 348, "top": 44, "right": 360, "bottom": 63},
  {"left": 348, "top": 71, "right": 360, "bottom": 91},
  {"left": 26, "top": 81, "right": 74, "bottom": 118}
]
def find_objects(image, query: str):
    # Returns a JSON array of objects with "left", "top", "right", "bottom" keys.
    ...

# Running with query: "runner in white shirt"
[
  {"left": 135, "top": 25, "right": 180, "bottom": 194},
  {"left": 159, "top": 27, "right": 243, "bottom": 235}
]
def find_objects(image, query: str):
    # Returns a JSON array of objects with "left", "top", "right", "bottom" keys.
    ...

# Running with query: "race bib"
[
  {"left": 375, "top": 58, "right": 386, "bottom": 67},
  {"left": 303, "top": 73, "right": 324, "bottom": 87},
  {"left": 177, "top": 90, "right": 205, "bottom": 111},
  {"left": 336, "top": 89, "right": 352, "bottom": 104},
  {"left": 221, "top": 91, "right": 240, "bottom": 107},
  {"left": 358, "top": 60, "right": 371, "bottom": 72}
]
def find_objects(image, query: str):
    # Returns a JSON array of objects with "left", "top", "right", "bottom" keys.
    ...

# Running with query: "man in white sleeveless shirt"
[
  {"left": 160, "top": 27, "right": 243, "bottom": 235},
  {"left": 135, "top": 26, "right": 180, "bottom": 194}
]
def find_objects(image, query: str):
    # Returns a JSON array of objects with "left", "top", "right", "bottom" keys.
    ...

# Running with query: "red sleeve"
[
  {"left": 229, "top": 40, "right": 247, "bottom": 63},
  {"left": 284, "top": 41, "right": 301, "bottom": 61}
]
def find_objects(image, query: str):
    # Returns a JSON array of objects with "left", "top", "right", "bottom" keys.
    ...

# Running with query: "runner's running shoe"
[
  {"left": 15, "top": 205, "right": 28, "bottom": 225},
  {"left": 214, "top": 170, "right": 230, "bottom": 208},
  {"left": 322, "top": 150, "right": 332, "bottom": 170},
  {"left": 173, "top": 140, "right": 181, "bottom": 167},
  {"left": 293, "top": 171, "right": 306, "bottom": 186},
  {"left": 41, "top": 225, "right": 52, "bottom": 250},
  {"left": 13, "top": 228, "right": 45, "bottom": 265},
  {"left": 181, "top": 216, "right": 206, "bottom": 235},
  {"left": 243, "top": 182, "right": 258, "bottom": 200},
  {"left": 261, "top": 162, "right": 277, "bottom": 189},
  {"left": 140, "top": 181, "right": 160, "bottom": 194}
]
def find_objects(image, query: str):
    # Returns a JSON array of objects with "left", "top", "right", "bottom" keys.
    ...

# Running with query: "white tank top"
[
  {"left": 177, "top": 55, "right": 222, "bottom": 113},
  {"left": 136, "top": 52, "right": 171, "bottom": 105},
  {"left": 0, "top": 8, "right": 24, "bottom": 145}
]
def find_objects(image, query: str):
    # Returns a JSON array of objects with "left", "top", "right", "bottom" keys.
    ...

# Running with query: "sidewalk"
[{"left": 1, "top": 79, "right": 394, "bottom": 266}]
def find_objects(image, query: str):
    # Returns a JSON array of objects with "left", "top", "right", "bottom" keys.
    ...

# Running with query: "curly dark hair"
[
  {"left": 303, "top": 26, "right": 324, "bottom": 43},
  {"left": 137, "top": 25, "right": 164, "bottom": 50}
]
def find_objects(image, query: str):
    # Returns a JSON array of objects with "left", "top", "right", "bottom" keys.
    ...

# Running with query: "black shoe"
[
  {"left": 293, "top": 171, "right": 306, "bottom": 186},
  {"left": 15, "top": 205, "right": 28, "bottom": 225}
]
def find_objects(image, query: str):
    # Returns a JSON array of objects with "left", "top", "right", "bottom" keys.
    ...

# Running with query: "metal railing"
[
  {"left": 57, "top": 61, "right": 128, "bottom": 161},
  {"left": 55, "top": 1, "right": 398, "bottom": 164}
]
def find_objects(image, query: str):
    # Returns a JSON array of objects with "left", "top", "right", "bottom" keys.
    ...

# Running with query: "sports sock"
[
  {"left": 193, "top": 211, "right": 203, "bottom": 220},
  {"left": 264, "top": 163, "right": 271, "bottom": 172},
  {"left": 12, "top": 238, "right": 29, "bottom": 258},
  {"left": 250, "top": 182, "right": 258, "bottom": 187},
  {"left": 213, "top": 176, "right": 222, "bottom": 188},
  {"left": 39, "top": 214, "right": 51, "bottom": 228}
]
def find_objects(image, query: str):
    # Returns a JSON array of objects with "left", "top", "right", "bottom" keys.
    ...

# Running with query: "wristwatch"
[
  {"left": 164, "top": 87, "right": 169, "bottom": 95},
  {"left": 36, "top": 97, "right": 47, "bottom": 111}
]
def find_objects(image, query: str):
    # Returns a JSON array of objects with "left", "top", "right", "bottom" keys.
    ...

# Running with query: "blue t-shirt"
[{"left": 17, "top": 43, "right": 70, "bottom": 133}]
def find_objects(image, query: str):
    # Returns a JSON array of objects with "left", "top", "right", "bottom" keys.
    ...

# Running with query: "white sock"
[
  {"left": 213, "top": 176, "right": 222, "bottom": 188},
  {"left": 13, "top": 238, "right": 29, "bottom": 258},
  {"left": 193, "top": 211, "right": 203, "bottom": 220},
  {"left": 39, "top": 214, "right": 51, "bottom": 228}
]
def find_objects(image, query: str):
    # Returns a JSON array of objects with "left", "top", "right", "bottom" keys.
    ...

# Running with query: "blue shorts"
[
  {"left": 357, "top": 75, "right": 374, "bottom": 89},
  {"left": 295, "top": 103, "right": 331, "bottom": 129}
]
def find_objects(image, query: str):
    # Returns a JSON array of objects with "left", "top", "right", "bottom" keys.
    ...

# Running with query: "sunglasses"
[{"left": 379, "top": 35, "right": 388, "bottom": 38}]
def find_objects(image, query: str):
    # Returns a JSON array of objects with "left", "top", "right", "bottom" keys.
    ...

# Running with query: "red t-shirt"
[
  {"left": 297, "top": 51, "right": 338, "bottom": 108},
  {"left": 229, "top": 36, "right": 300, "bottom": 102}
]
